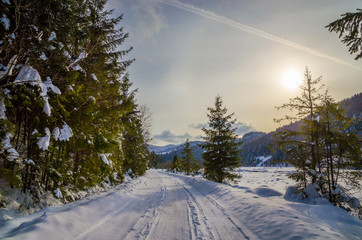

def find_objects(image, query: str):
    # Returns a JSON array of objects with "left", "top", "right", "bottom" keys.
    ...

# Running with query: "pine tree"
[
  {"left": 148, "top": 151, "right": 158, "bottom": 169},
  {"left": 181, "top": 139, "right": 197, "bottom": 175},
  {"left": 274, "top": 67, "right": 324, "bottom": 187},
  {"left": 274, "top": 68, "right": 361, "bottom": 207},
  {"left": 201, "top": 96, "right": 242, "bottom": 183},
  {"left": 0, "top": 0, "right": 150, "bottom": 201},
  {"left": 317, "top": 93, "right": 361, "bottom": 203},
  {"left": 326, "top": 9, "right": 362, "bottom": 60},
  {"left": 171, "top": 154, "right": 180, "bottom": 173}
]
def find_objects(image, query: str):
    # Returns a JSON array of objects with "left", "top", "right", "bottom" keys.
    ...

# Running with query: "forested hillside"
[{"left": 150, "top": 92, "right": 362, "bottom": 167}]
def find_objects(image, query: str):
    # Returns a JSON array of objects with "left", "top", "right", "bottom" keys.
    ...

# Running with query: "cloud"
[
  {"left": 233, "top": 122, "right": 255, "bottom": 136},
  {"left": 189, "top": 121, "right": 254, "bottom": 136},
  {"left": 153, "top": 130, "right": 193, "bottom": 144},
  {"left": 161, "top": 0, "right": 361, "bottom": 70},
  {"left": 189, "top": 123, "right": 208, "bottom": 129}
]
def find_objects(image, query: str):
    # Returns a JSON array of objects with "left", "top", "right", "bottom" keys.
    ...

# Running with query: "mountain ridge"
[{"left": 149, "top": 92, "right": 361, "bottom": 166}]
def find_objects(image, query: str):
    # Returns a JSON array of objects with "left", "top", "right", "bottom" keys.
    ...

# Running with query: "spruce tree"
[
  {"left": 201, "top": 96, "right": 242, "bottom": 183},
  {"left": 181, "top": 138, "right": 197, "bottom": 175},
  {"left": 0, "top": 0, "right": 150, "bottom": 200},
  {"left": 326, "top": 9, "right": 362, "bottom": 60},
  {"left": 171, "top": 154, "right": 180, "bottom": 173},
  {"left": 148, "top": 151, "right": 158, "bottom": 169}
]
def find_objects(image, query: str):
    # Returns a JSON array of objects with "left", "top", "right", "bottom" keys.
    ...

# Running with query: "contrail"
[{"left": 161, "top": 0, "right": 361, "bottom": 71}]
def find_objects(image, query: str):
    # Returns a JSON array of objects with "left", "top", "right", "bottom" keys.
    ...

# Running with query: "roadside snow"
[{"left": 0, "top": 169, "right": 360, "bottom": 240}]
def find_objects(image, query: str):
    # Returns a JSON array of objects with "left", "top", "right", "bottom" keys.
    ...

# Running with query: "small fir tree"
[
  {"left": 181, "top": 139, "right": 197, "bottom": 175},
  {"left": 201, "top": 96, "right": 242, "bottom": 183},
  {"left": 171, "top": 154, "right": 180, "bottom": 173}
]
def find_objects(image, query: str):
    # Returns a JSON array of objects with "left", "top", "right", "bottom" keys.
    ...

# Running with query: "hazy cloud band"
[{"left": 161, "top": 0, "right": 360, "bottom": 71}]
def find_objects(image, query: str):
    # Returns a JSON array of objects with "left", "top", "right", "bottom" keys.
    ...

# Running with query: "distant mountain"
[
  {"left": 149, "top": 141, "right": 205, "bottom": 163},
  {"left": 149, "top": 93, "right": 361, "bottom": 167},
  {"left": 149, "top": 144, "right": 180, "bottom": 154},
  {"left": 340, "top": 92, "right": 362, "bottom": 118}
]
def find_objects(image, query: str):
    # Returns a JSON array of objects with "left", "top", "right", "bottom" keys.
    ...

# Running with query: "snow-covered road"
[{"left": 1, "top": 169, "right": 361, "bottom": 240}]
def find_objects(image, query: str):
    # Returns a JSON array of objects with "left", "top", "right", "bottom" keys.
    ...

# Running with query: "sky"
[{"left": 106, "top": 0, "right": 361, "bottom": 146}]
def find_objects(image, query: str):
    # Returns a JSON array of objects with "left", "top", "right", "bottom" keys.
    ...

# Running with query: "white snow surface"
[
  {"left": 0, "top": 169, "right": 361, "bottom": 240},
  {"left": 14, "top": 66, "right": 61, "bottom": 117},
  {"left": 1, "top": 14, "right": 10, "bottom": 30},
  {"left": 39, "top": 52, "right": 47, "bottom": 61},
  {"left": 52, "top": 127, "right": 60, "bottom": 140},
  {"left": 90, "top": 73, "right": 98, "bottom": 82},
  {"left": 255, "top": 155, "right": 272, "bottom": 167},
  {"left": 99, "top": 153, "right": 111, "bottom": 165},
  {"left": 48, "top": 32, "right": 56, "bottom": 41},
  {"left": 1, "top": 134, "right": 19, "bottom": 161},
  {"left": 37, "top": 128, "right": 50, "bottom": 151},
  {"left": 43, "top": 77, "right": 61, "bottom": 95},
  {"left": 54, "top": 188, "right": 63, "bottom": 199},
  {"left": 58, "top": 123, "right": 73, "bottom": 141}
]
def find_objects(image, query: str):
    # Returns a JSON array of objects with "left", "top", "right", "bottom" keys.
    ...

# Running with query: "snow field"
[{"left": 0, "top": 169, "right": 361, "bottom": 240}]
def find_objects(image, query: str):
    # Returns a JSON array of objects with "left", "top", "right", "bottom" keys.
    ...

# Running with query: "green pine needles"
[
  {"left": 0, "top": 0, "right": 150, "bottom": 199},
  {"left": 201, "top": 96, "right": 242, "bottom": 183}
]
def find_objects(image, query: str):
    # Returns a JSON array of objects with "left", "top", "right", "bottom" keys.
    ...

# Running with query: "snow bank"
[
  {"left": 0, "top": 169, "right": 360, "bottom": 240},
  {"left": 174, "top": 171, "right": 362, "bottom": 240}
]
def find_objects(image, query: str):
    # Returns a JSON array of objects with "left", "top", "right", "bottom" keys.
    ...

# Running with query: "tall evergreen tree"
[
  {"left": 0, "top": 0, "right": 150, "bottom": 203},
  {"left": 180, "top": 138, "right": 197, "bottom": 175},
  {"left": 275, "top": 67, "right": 324, "bottom": 186},
  {"left": 201, "top": 96, "right": 242, "bottom": 183},
  {"left": 274, "top": 68, "right": 361, "bottom": 207}
]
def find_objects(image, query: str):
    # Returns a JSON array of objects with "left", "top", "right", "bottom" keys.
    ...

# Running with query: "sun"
[{"left": 282, "top": 69, "right": 303, "bottom": 90}]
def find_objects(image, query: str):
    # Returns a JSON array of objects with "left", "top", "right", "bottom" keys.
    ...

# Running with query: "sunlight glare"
[{"left": 282, "top": 69, "right": 303, "bottom": 90}]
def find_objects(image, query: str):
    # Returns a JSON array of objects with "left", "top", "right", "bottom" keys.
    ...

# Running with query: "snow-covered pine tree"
[
  {"left": 60, "top": 0, "right": 134, "bottom": 189},
  {"left": 0, "top": 0, "right": 148, "bottom": 200},
  {"left": 201, "top": 96, "right": 242, "bottom": 183}
]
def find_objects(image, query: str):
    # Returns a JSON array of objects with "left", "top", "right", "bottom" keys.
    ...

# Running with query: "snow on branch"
[
  {"left": 38, "top": 128, "right": 50, "bottom": 151},
  {"left": 58, "top": 123, "right": 73, "bottom": 141},
  {"left": 67, "top": 52, "right": 88, "bottom": 71},
  {"left": 14, "top": 66, "right": 61, "bottom": 116},
  {"left": 99, "top": 153, "right": 112, "bottom": 165},
  {"left": 1, "top": 134, "right": 19, "bottom": 161},
  {"left": 0, "top": 55, "right": 18, "bottom": 80}
]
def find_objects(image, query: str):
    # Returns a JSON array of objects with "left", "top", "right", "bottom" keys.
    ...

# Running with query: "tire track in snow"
[
  {"left": 174, "top": 176, "right": 258, "bottom": 240},
  {"left": 124, "top": 175, "right": 167, "bottom": 240},
  {"left": 73, "top": 173, "right": 161, "bottom": 240},
  {"left": 188, "top": 179, "right": 258, "bottom": 240},
  {"left": 179, "top": 181, "right": 217, "bottom": 240}
]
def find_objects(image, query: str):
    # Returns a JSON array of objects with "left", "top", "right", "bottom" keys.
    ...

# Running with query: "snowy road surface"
[{"left": 1, "top": 169, "right": 361, "bottom": 239}]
